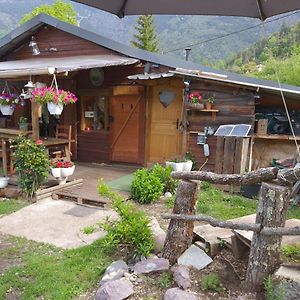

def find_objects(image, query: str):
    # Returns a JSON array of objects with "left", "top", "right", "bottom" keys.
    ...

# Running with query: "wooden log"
[
  {"left": 245, "top": 182, "right": 290, "bottom": 292},
  {"left": 163, "top": 180, "right": 198, "bottom": 265},
  {"left": 161, "top": 213, "right": 300, "bottom": 235},
  {"left": 171, "top": 167, "right": 278, "bottom": 185},
  {"left": 31, "top": 102, "right": 40, "bottom": 140},
  {"left": 276, "top": 166, "right": 300, "bottom": 185}
]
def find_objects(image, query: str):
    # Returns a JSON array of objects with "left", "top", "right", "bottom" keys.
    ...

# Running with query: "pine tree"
[{"left": 131, "top": 15, "right": 159, "bottom": 53}]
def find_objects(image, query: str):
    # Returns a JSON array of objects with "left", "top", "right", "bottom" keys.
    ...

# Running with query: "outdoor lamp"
[{"left": 29, "top": 36, "right": 40, "bottom": 56}]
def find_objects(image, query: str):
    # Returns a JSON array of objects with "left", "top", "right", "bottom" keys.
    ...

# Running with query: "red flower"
[
  {"left": 36, "top": 139, "right": 44, "bottom": 145},
  {"left": 56, "top": 161, "right": 63, "bottom": 168}
]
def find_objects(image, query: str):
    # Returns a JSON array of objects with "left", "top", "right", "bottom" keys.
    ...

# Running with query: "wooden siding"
[
  {"left": 77, "top": 131, "right": 109, "bottom": 163},
  {"left": 6, "top": 26, "right": 118, "bottom": 60},
  {"left": 187, "top": 81, "right": 255, "bottom": 171}
]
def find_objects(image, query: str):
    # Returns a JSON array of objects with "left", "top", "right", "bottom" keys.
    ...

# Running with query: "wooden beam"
[{"left": 31, "top": 102, "right": 40, "bottom": 140}]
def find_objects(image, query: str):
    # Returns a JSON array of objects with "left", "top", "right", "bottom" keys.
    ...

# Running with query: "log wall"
[{"left": 187, "top": 81, "right": 255, "bottom": 171}]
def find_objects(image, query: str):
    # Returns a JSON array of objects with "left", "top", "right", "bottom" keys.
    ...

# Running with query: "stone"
[
  {"left": 100, "top": 260, "right": 129, "bottom": 285},
  {"left": 149, "top": 217, "right": 166, "bottom": 253},
  {"left": 171, "top": 265, "right": 191, "bottom": 290},
  {"left": 178, "top": 245, "right": 212, "bottom": 270},
  {"left": 164, "top": 192, "right": 173, "bottom": 198},
  {"left": 274, "top": 266, "right": 300, "bottom": 300},
  {"left": 4, "top": 187, "right": 21, "bottom": 199},
  {"left": 96, "top": 278, "right": 134, "bottom": 300},
  {"left": 134, "top": 258, "right": 169, "bottom": 275},
  {"left": 164, "top": 288, "right": 197, "bottom": 300}
]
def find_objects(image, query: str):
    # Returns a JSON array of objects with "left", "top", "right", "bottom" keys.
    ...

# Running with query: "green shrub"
[
  {"left": 131, "top": 165, "right": 178, "bottom": 204},
  {"left": 264, "top": 275, "right": 285, "bottom": 300},
  {"left": 200, "top": 273, "right": 223, "bottom": 292},
  {"left": 281, "top": 244, "right": 300, "bottom": 262},
  {"left": 98, "top": 180, "right": 154, "bottom": 258},
  {"left": 151, "top": 164, "right": 178, "bottom": 194},
  {"left": 131, "top": 168, "right": 164, "bottom": 204},
  {"left": 12, "top": 136, "right": 49, "bottom": 198},
  {"left": 82, "top": 225, "right": 96, "bottom": 235}
]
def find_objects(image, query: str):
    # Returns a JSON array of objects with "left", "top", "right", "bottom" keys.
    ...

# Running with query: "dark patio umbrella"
[{"left": 71, "top": 0, "right": 300, "bottom": 20}]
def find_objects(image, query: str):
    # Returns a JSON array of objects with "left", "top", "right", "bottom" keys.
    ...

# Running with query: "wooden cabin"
[{"left": 0, "top": 14, "right": 299, "bottom": 173}]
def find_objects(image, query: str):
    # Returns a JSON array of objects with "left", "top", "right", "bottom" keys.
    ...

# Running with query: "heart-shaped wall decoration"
[{"left": 159, "top": 90, "right": 175, "bottom": 108}]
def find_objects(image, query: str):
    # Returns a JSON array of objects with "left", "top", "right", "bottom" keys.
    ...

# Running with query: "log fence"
[{"left": 162, "top": 166, "right": 300, "bottom": 292}]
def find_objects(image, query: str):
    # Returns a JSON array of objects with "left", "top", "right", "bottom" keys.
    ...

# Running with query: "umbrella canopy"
[{"left": 71, "top": 0, "right": 300, "bottom": 20}]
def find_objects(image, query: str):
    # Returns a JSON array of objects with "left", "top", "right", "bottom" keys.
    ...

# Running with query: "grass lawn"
[
  {"left": 0, "top": 199, "right": 28, "bottom": 216},
  {"left": 196, "top": 182, "right": 299, "bottom": 220},
  {"left": 0, "top": 236, "right": 112, "bottom": 300}
]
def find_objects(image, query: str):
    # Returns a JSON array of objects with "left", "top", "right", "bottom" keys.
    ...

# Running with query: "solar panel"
[{"left": 214, "top": 124, "right": 251, "bottom": 137}]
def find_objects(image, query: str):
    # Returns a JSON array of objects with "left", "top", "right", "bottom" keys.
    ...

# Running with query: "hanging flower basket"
[
  {"left": 31, "top": 74, "right": 78, "bottom": 115},
  {"left": 0, "top": 105, "right": 15, "bottom": 115},
  {"left": 47, "top": 102, "right": 64, "bottom": 115},
  {"left": 0, "top": 82, "right": 21, "bottom": 115}
]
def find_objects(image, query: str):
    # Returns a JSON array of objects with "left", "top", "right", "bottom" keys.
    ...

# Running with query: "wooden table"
[
  {"left": 41, "top": 138, "right": 71, "bottom": 160},
  {"left": 0, "top": 128, "right": 31, "bottom": 176}
]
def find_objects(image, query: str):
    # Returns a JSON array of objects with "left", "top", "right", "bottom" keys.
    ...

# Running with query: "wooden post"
[
  {"left": 31, "top": 102, "right": 40, "bottom": 140},
  {"left": 1, "top": 139, "right": 7, "bottom": 176},
  {"left": 163, "top": 179, "right": 198, "bottom": 264},
  {"left": 245, "top": 182, "right": 290, "bottom": 292}
]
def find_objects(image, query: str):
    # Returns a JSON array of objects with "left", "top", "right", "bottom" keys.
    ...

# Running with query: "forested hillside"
[
  {"left": 219, "top": 21, "right": 300, "bottom": 86},
  {"left": 1, "top": 0, "right": 300, "bottom": 64}
]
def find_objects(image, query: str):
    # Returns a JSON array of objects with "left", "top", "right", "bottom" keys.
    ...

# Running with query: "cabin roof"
[{"left": 1, "top": 13, "right": 300, "bottom": 96}]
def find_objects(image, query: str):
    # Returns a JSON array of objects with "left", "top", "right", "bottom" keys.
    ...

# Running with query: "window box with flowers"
[
  {"left": 186, "top": 91, "right": 204, "bottom": 110},
  {"left": 32, "top": 86, "right": 78, "bottom": 115},
  {"left": 0, "top": 92, "right": 20, "bottom": 115},
  {"left": 50, "top": 158, "right": 75, "bottom": 184}
]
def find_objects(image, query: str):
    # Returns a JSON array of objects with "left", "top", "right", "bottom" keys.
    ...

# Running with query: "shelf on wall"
[
  {"left": 199, "top": 109, "right": 219, "bottom": 121},
  {"left": 251, "top": 134, "right": 300, "bottom": 141}
]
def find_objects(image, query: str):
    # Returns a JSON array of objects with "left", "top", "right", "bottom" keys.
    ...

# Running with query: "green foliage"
[
  {"left": 197, "top": 181, "right": 258, "bottom": 220},
  {"left": 0, "top": 235, "right": 111, "bottom": 299},
  {"left": 0, "top": 199, "right": 27, "bottom": 215},
  {"left": 131, "top": 168, "right": 164, "bottom": 204},
  {"left": 20, "top": 0, "right": 78, "bottom": 25},
  {"left": 151, "top": 164, "right": 178, "bottom": 194},
  {"left": 98, "top": 180, "right": 154, "bottom": 258},
  {"left": 82, "top": 225, "right": 96, "bottom": 235},
  {"left": 185, "top": 152, "right": 197, "bottom": 170},
  {"left": 156, "top": 271, "right": 174, "bottom": 289},
  {"left": 12, "top": 136, "right": 49, "bottom": 198},
  {"left": 281, "top": 244, "right": 300, "bottom": 262},
  {"left": 131, "top": 15, "right": 159, "bottom": 52},
  {"left": 264, "top": 275, "right": 285, "bottom": 300},
  {"left": 200, "top": 273, "right": 223, "bottom": 292}
]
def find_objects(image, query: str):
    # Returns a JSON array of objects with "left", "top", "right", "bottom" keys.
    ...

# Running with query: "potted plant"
[
  {"left": 0, "top": 92, "right": 20, "bottom": 115},
  {"left": 186, "top": 91, "right": 204, "bottom": 109},
  {"left": 32, "top": 86, "right": 78, "bottom": 115},
  {"left": 206, "top": 97, "right": 215, "bottom": 110},
  {"left": 50, "top": 158, "right": 75, "bottom": 184},
  {"left": 0, "top": 168, "right": 9, "bottom": 189},
  {"left": 19, "top": 116, "right": 28, "bottom": 131}
]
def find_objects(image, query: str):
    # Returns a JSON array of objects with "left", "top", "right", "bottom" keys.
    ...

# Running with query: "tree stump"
[
  {"left": 245, "top": 182, "right": 290, "bottom": 292},
  {"left": 163, "top": 179, "right": 198, "bottom": 264}
]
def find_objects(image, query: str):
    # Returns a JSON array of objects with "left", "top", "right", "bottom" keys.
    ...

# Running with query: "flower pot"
[
  {"left": 182, "top": 160, "right": 193, "bottom": 172},
  {"left": 0, "top": 105, "right": 14, "bottom": 115},
  {"left": 0, "top": 177, "right": 9, "bottom": 188},
  {"left": 61, "top": 165, "right": 75, "bottom": 177},
  {"left": 19, "top": 123, "right": 28, "bottom": 132},
  {"left": 50, "top": 167, "right": 61, "bottom": 178},
  {"left": 172, "top": 162, "right": 184, "bottom": 172},
  {"left": 47, "top": 102, "right": 63, "bottom": 115},
  {"left": 205, "top": 102, "right": 212, "bottom": 110},
  {"left": 186, "top": 103, "right": 204, "bottom": 110}
]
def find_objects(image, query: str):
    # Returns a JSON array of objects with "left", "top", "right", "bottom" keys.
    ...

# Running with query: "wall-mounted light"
[
  {"left": 254, "top": 87, "right": 261, "bottom": 101},
  {"left": 29, "top": 36, "right": 40, "bottom": 56}
]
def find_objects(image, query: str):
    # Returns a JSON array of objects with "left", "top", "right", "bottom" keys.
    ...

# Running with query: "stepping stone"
[
  {"left": 96, "top": 278, "right": 134, "bottom": 300},
  {"left": 164, "top": 288, "right": 197, "bottom": 300},
  {"left": 100, "top": 260, "right": 129, "bottom": 285},
  {"left": 134, "top": 258, "right": 169, "bottom": 274},
  {"left": 149, "top": 217, "right": 166, "bottom": 253},
  {"left": 178, "top": 245, "right": 212, "bottom": 270},
  {"left": 171, "top": 265, "right": 191, "bottom": 290}
]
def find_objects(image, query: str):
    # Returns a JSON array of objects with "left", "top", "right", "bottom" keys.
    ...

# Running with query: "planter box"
[
  {"left": 0, "top": 177, "right": 9, "bottom": 189},
  {"left": 185, "top": 103, "right": 204, "bottom": 110}
]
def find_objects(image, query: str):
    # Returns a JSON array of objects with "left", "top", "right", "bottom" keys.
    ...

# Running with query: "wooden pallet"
[{"left": 52, "top": 185, "right": 108, "bottom": 208}]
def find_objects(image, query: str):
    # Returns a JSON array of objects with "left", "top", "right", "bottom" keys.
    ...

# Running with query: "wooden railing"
[{"left": 162, "top": 166, "right": 300, "bottom": 292}]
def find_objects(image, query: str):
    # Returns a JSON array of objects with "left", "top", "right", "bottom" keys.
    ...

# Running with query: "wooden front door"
[
  {"left": 148, "top": 83, "right": 183, "bottom": 163},
  {"left": 110, "top": 92, "right": 145, "bottom": 164}
]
